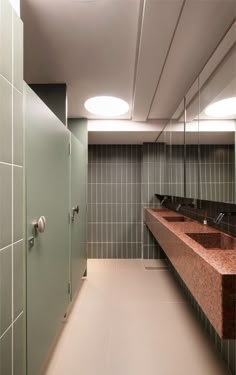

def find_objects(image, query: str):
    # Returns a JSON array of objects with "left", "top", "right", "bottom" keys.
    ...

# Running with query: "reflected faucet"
[
  {"left": 214, "top": 212, "right": 236, "bottom": 224},
  {"left": 160, "top": 196, "right": 168, "bottom": 206},
  {"left": 176, "top": 204, "right": 182, "bottom": 212}
]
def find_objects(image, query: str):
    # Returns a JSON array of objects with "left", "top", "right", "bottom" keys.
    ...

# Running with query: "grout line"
[
  {"left": 0, "top": 161, "right": 23, "bottom": 168},
  {"left": 0, "top": 243, "right": 12, "bottom": 253},
  {"left": 0, "top": 70, "right": 13, "bottom": 88},
  {"left": 0, "top": 72, "right": 22, "bottom": 96},
  {"left": 11, "top": 8, "right": 14, "bottom": 372},
  {"left": 0, "top": 324, "right": 12, "bottom": 341},
  {"left": 13, "top": 238, "right": 23, "bottom": 246},
  {"left": 0, "top": 311, "right": 24, "bottom": 341},
  {"left": 0, "top": 238, "right": 23, "bottom": 252}
]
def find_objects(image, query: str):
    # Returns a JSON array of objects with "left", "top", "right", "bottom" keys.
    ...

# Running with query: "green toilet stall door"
[
  {"left": 25, "top": 84, "right": 70, "bottom": 375},
  {"left": 25, "top": 85, "right": 88, "bottom": 375}
]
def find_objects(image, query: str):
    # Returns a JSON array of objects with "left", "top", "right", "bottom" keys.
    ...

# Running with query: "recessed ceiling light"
[
  {"left": 84, "top": 96, "right": 129, "bottom": 117},
  {"left": 205, "top": 97, "right": 236, "bottom": 117}
]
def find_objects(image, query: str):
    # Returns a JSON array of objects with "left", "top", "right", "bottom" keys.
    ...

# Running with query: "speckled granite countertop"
[
  {"left": 144, "top": 207, "right": 236, "bottom": 339},
  {"left": 145, "top": 207, "right": 236, "bottom": 275}
]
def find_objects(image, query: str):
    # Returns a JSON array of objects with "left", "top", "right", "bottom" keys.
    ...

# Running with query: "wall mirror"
[
  {"left": 170, "top": 100, "right": 185, "bottom": 198},
  {"left": 185, "top": 79, "right": 200, "bottom": 200},
  {"left": 156, "top": 121, "right": 170, "bottom": 197},
  {"left": 157, "top": 21, "right": 236, "bottom": 205},
  {"left": 198, "top": 42, "right": 236, "bottom": 204},
  {"left": 186, "top": 22, "right": 236, "bottom": 204}
]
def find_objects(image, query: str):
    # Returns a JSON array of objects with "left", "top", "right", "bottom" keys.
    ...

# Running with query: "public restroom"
[{"left": 0, "top": 0, "right": 236, "bottom": 374}]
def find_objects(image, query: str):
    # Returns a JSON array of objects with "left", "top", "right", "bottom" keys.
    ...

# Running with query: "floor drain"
[{"left": 145, "top": 266, "right": 169, "bottom": 270}]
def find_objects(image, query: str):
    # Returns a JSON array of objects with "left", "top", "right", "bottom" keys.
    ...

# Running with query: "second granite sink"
[
  {"left": 163, "top": 216, "right": 193, "bottom": 222},
  {"left": 186, "top": 232, "right": 236, "bottom": 250}
]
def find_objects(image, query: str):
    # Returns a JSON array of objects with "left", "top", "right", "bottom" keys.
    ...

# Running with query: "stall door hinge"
[
  {"left": 68, "top": 142, "right": 71, "bottom": 155},
  {"left": 68, "top": 282, "right": 71, "bottom": 294}
]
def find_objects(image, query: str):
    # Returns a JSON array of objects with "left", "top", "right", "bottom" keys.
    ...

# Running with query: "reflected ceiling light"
[
  {"left": 84, "top": 96, "right": 129, "bottom": 117},
  {"left": 205, "top": 97, "right": 236, "bottom": 117}
]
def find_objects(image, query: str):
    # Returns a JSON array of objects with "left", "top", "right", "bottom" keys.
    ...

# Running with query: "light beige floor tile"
[
  {"left": 45, "top": 259, "right": 229, "bottom": 375},
  {"left": 142, "top": 258, "right": 168, "bottom": 269}
]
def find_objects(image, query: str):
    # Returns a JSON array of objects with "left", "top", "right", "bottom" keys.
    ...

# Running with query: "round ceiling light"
[
  {"left": 205, "top": 97, "right": 236, "bottom": 117},
  {"left": 84, "top": 96, "right": 129, "bottom": 117}
]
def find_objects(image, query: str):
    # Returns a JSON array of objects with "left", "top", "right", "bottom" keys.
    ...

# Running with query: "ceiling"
[{"left": 21, "top": 0, "right": 236, "bottom": 143}]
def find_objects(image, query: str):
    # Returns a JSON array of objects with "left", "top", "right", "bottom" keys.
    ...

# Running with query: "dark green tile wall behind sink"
[
  {"left": 88, "top": 143, "right": 166, "bottom": 259},
  {"left": 88, "top": 145, "right": 142, "bottom": 258}
]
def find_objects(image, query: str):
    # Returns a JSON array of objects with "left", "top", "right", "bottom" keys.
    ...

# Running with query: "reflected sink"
[
  {"left": 163, "top": 216, "right": 193, "bottom": 222},
  {"left": 150, "top": 208, "right": 168, "bottom": 212},
  {"left": 186, "top": 232, "right": 236, "bottom": 250}
]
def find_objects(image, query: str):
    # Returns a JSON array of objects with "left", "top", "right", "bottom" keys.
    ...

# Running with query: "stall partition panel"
[{"left": 70, "top": 133, "right": 87, "bottom": 299}]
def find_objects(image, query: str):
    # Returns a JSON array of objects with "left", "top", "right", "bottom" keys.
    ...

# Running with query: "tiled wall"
[
  {"left": 88, "top": 142, "right": 235, "bottom": 257},
  {"left": 0, "top": 0, "right": 24, "bottom": 373},
  {"left": 167, "top": 144, "right": 185, "bottom": 197},
  {"left": 186, "top": 144, "right": 199, "bottom": 199},
  {"left": 142, "top": 143, "right": 165, "bottom": 259},
  {"left": 199, "top": 144, "right": 235, "bottom": 203},
  {"left": 168, "top": 143, "right": 235, "bottom": 203},
  {"left": 88, "top": 145, "right": 142, "bottom": 258}
]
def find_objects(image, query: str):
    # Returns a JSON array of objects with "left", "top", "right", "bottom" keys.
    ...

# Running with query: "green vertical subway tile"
[
  {"left": 0, "top": 0, "right": 12, "bottom": 82},
  {"left": 0, "top": 164, "right": 12, "bottom": 249},
  {"left": 0, "top": 246, "right": 12, "bottom": 335},
  {"left": 13, "top": 166, "right": 23, "bottom": 242},
  {"left": 221, "top": 340, "right": 229, "bottom": 366},
  {"left": 13, "top": 240, "right": 24, "bottom": 319},
  {"left": 0, "top": 75, "right": 12, "bottom": 163},
  {"left": 228, "top": 340, "right": 236, "bottom": 375},
  {"left": 13, "top": 89, "right": 23, "bottom": 166},
  {"left": 0, "top": 327, "right": 12, "bottom": 375},
  {"left": 13, "top": 10, "right": 23, "bottom": 92},
  {"left": 13, "top": 314, "right": 25, "bottom": 375}
]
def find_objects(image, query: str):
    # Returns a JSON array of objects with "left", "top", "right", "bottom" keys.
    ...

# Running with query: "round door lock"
[{"left": 33, "top": 216, "right": 46, "bottom": 233}]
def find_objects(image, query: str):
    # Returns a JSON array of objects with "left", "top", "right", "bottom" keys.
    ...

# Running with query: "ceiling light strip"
[{"left": 131, "top": 0, "right": 146, "bottom": 120}]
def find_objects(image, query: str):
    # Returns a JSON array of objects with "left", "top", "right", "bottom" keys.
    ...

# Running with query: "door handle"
[
  {"left": 33, "top": 216, "right": 46, "bottom": 234},
  {"left": 72, "top": 205, "right": 79, "bottom": 215},
  {"left": 72, "top": 205, "right": 79, "bottom": 222}
]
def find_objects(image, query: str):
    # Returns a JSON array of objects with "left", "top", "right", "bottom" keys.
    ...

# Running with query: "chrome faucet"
[
  {"left": 214, "top": 212, "right": 236, "bottom": 224},
  {"left": 176, "top": 200, "right": 195, "bottom": 212}
]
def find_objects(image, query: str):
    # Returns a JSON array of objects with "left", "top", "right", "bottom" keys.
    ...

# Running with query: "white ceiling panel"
[
  {"left": 88, "top": 131, "right": 161, "bottom": 144},
  {"left": 88, "top": 119, "right": 166, "bottom": 144},
  {"left": 149, "top": 0, "right": 236, "bottom": 119},
  {"left": 22, "top": 0, "right": 140, "bottom": 118},
  {"left": 132, "top": 0, "right": 184, "bottom": 121},
  {"left": 22, "top": 0, "right": 236, "bottom": 144}
]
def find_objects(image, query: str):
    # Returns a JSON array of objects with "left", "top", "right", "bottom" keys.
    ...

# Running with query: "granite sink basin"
[
  {"left": 163, "top": 216, "right": 193, "bottom": 222},
  {"left": 186, "top": 232, "right": 236, "bottom": 250}
]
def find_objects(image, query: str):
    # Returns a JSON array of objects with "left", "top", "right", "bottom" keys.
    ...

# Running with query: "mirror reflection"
[
  {"left": 198, "top": 41, "right": 236, "bottom": 204},
  {"left": 158, "top": 22, "right": 236, "bottom": 205}
]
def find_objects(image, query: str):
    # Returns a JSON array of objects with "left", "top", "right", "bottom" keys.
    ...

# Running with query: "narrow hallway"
[{"left": 45, "top": 260, "right": 229, "bottom": 375}]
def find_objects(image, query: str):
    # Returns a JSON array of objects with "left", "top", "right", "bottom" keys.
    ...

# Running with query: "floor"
[{"left": 45, "top": 259, "right": 230, "bottom": 375}]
